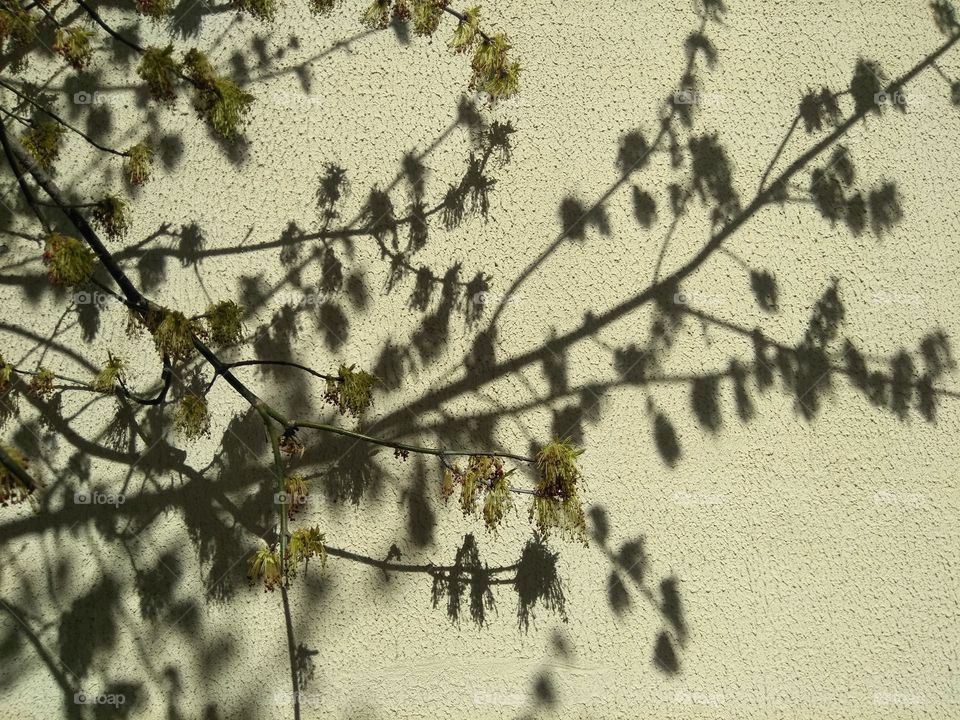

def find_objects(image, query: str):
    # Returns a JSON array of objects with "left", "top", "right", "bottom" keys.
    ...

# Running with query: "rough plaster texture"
[{"left": 1, "top": 1, "right": 959, "bottom": 718}]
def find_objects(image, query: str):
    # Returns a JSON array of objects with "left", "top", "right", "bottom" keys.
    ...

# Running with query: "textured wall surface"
[{"left": 1, "top": 1, "right": 959, "bottom": 718}]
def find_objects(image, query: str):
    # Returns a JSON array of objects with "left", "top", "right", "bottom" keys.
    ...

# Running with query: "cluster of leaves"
[
  {"left": 441, "top": 454, "right": 514, "bottom": 531},
  {"left": 137, "top": 45, "right": 179, "bottom": 102},
  {"left": 284, "top": 472, "right": 310, "bottom": 519},
  {"left": 324, "top": 364, "right": 377, "bottom": 417},
  {"left": 0, "top": 0, "right": 35, "bottom": 55},
  {"left": 530, "top": 440, "right": 587, "bottom": 543},
  {"left": 0, "top": 445, "right": 35, "bottom": 508},
  {"left": 135, "top": 0, "right": 175, "bottom": 19},
  {"left": 93, "top": 354, "right": 126, "bottom": 394},
  {"left": 467, "top": 29, "right": 520, "bottom": 99},
  {"left": 248, "top": 526, "right": 326, "bottom": 590},
  {"left": 150, "top": 310, "right": 199, "bottom": 360},
  {"left": 21, "top": 122, "right": 66, "bottom": 171},
  {"left": 236, "top": 0, "right": 279, "bottom": 21},
  {"left": 174, "top": 394, "right": 210, "bottom": 439},
  {"left": 348, "top": 1, "right": 519, "bottom": 99},
  {"left": 183, "top": 49, "right": 254, "bottom": 140},
  {"left": 124, "top": 143, "right": 155, "bottom": 187},
  {"left": 52, "top": 27, "right": 94, "bottom": 70},
  {"left": 91, "top": 196, "right": 130, "bottom": 240},
  {"left": 28, "top": 367, "right": 55, "bottom": 400},
  {"left": 136, "top": 46, "right": 253, "bottom": 138},
  {"left": 42, "top": 233, "right": 96, "bottom": 286},
  {"left": 0, "top": 355, "right": 11, "bottom": 391},
  {"left": 203, "top": 300, "right": 244, "bottom": 346}
]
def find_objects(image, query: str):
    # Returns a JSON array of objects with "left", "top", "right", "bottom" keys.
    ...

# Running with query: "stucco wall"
[{"left": 1, "top": 0, "right": 959, "bottom": 718}]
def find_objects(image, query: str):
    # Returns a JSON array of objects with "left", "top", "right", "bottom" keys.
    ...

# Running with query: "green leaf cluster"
[
  {"left": 174, "top": 394, "right": 210, "bottom": 439},
  {"left": 124, "top": 143, "right": 154, "bottom": 186},
  {"left": 442, "top": 454, "right": 515, "bottom": 532},
  {"left": 284, "top": 472, "right": 310, "bottom": 518},
  {"left": 247, "top": 547, "right": 283, "bottom": 591},
  {"left": 470, "top": 32, "right": 521, "bottom": 99},
  {"left": 137, "top": 45, "right": 180, "bottom": 102},
  {"left": 530, "top": 440, "right": 587, "bottom": 543},
  {"left": 28, "top": 367, "right": 55, "bottom": 400},
  {"left": 43, "top": 233, "right": 96, "bottom": 286},
  {"left": 248, "top": 527, "right": 326, "bottom": 590},
  {"left": 183, "top": 49, "right": 254, "bottom": 139},
  {"left": 91, "top": 195, "right": 130, "bottom": 239},
  {"left": 324, "top": 364, "right": 377, "bottom": 416},
  {"left": 21, "top": 122, "right": 66, "bottom": 171},
  {"left": 287, "top": 526, "right": 327, "bottom": 573},
  {"left": 52, "top": 27, "right": 94, "bottom": 70},
  {"left": 151, "top": 310, "right": 197, "bottom": 360},
  {"left": 136, "top": 0, "right": 175, "bottom": 19},
  {"left": 236, "top": 0, "right": 278, "bottom": 21},
  {"left": 449, "top": 6, "right": 480, "bottom": 51},
  {"left": 204, "top": 300, "right": 243, "bottom": 346},
  {"left": 93, "top": 354, "right": 126, "bottom": 394},
  {"left": 0, "top": 0, "right": 36, "bottom": 48}
]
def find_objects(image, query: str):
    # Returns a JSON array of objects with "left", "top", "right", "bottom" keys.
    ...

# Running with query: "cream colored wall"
[{"left": 1, "top": 1, "right": 959, "bottom": 718}]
